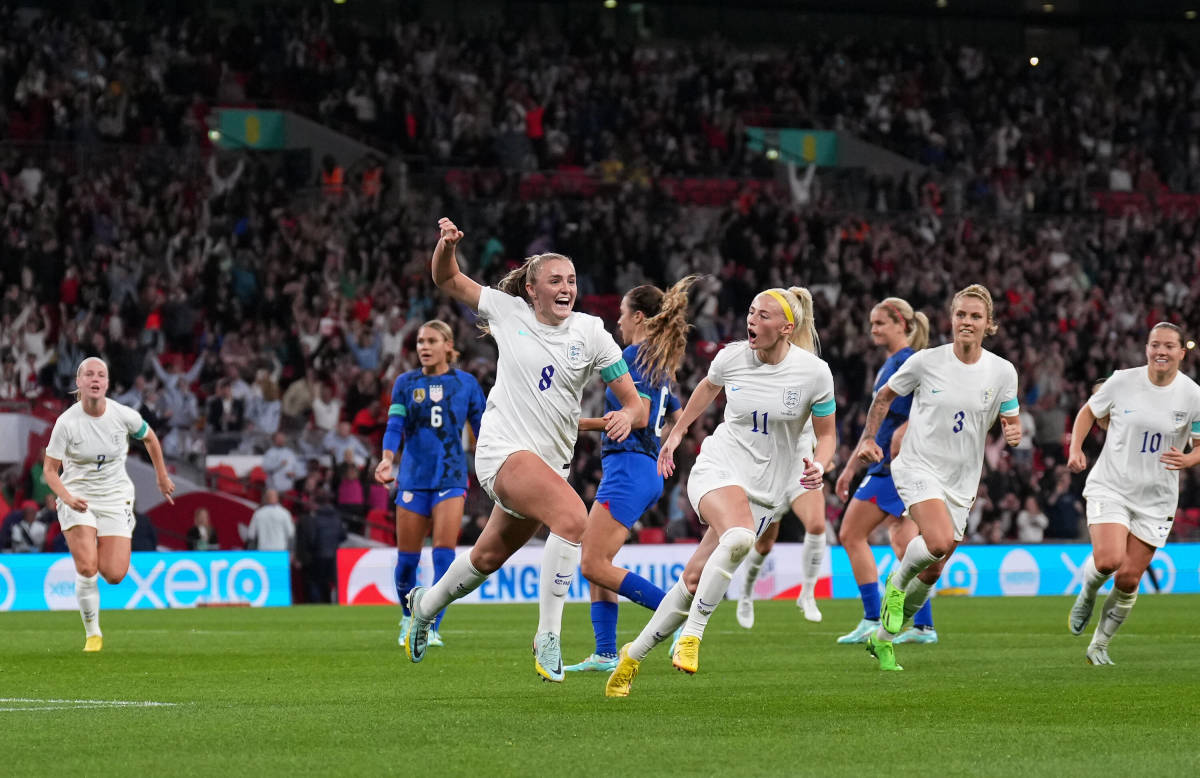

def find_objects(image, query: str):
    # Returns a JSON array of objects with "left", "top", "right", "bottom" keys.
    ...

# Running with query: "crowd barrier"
[
  {"left": 337, "top": 543, "right": 1200, "bottom": 605},
  {"left": 0, "top": 552, "right": 292, "bottom": 611}
]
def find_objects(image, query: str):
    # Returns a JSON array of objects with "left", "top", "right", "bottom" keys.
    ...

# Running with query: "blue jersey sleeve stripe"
[
  {"left": 600, "top": 359, "right": 630, "bottom": 383},
  {"left": 812, "top": 398, "right": 836, "bottom": 417},
  {"left": 388, "top": 403, "right": 407, "bottom": 417},
  {"left": 133, "top": 421, "right": 149, "bottom": 440},
  {"left": 999, "top": 398, "right": 1019, "bottom": 413}
]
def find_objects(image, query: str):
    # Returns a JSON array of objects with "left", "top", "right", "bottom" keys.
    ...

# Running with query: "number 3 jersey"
[
  {"left": 45, "top": 399, "right": 149, "bottom": 502},
  {"left": 887, "top": 343, "right": 1019, "bottom": 507},
  {"left": 601, "top": 343, "right": 681, "bottom": 459},
  {"left": 386, "top": 368, "right": 486, "bottom": 490},
  {"left": 1084, "top": 366, "right": 1200, "bottom": 516},
  {"left": 698, "top": 341, "right": 835, "bottom": 510},
  {"left": 476, "top": 286, "right": 627, "bottom": 474}
]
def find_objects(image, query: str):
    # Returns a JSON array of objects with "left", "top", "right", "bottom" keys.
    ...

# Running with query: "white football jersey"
[
  {"left": 46, "top": 399, "right": 148, "bottom": 501},
  {"left": 476, "top": 287, "right": 625, "bottom": 473},
  {"left": 697, "top": 341, "right": 835, "bottom": 509},
  {"left": 1084, "top": 366, "right": 1200, "bottom": 517},
  {"left": 888, "top": 344, "right": 1019, "bottom": 506}
]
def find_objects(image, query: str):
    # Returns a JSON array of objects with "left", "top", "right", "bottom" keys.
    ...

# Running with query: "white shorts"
[
  {"left": 474, "top": 444, "right": 567, "bottom": 521},
  {"left": 687, "top": 458, "right": 786, "bottom": 537},
  {"left": 891, "top": 462, "right": 972, "bottom": 542},
  {"left": 1085, "top": 493, "right": 1174, "bottom": 549},
  {"left": 58, "top": 497, "right": 136, "bottom": 538}
]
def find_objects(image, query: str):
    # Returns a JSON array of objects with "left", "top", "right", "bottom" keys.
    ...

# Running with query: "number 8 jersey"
[
  {"left": 475, "top": 286, "right": 627, "bottom": 476},
  {"left": 1083, "top": 366, "right": 1200, "bottom": 517},
  {"left": 695, "top": 341, "right": 835, "bottom": 512}
]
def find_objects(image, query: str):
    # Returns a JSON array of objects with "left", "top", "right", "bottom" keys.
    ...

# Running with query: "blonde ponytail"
[{"left": 877, "top": 297, "right": 929, "bottom": 351}]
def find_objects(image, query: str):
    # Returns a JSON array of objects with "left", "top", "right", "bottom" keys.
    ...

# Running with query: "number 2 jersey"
[
  {"left": 386, "top": 368, "right": 486, "bottom": 491},
  {"left": 1084, "top": 366, "right": 1200, "bottom": 517},
  {"left": 475, "top": 286, "right": 628, "bottom": 475},
  {"left": 601, "top": 343, "right": 681, "bottom": 459},
  {"left": 887, "top": 343, "right": 1019, "bottom": 506},
  {"left": 45, "top": 399, "right": 149, "bottom": 502},
  {"left": 697, "top": 341, "right": 835, "bottom": 510}
]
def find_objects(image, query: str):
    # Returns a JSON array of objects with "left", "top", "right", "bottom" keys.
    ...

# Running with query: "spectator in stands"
[
  {"left": 186, "top": 508, "right": 220, "bottom": 551},
  {"left": 323, "top": 420, "right": 369, "bottom": 468},
  {"left": 247, "top": 490, "right": 295, "bottom": 552},
  {"left": 281, "top": 369, "right": 319, "bottom": 430},
  {"left": 311, "top": 382, "right": 342, "bottom": 433},
  {"left": 206, "top": 378, "right": 246, "bottom": 453},
  {"left": 131, "top": 506, "right": 158, "bottom": 552},
  {"left": 9, "top": 500, "right": 46, "bottom": 552},
  {"left": 298, "top": 490, "right": 346, "bottom": 603},
  {"left": 1016, "top": 496, "right": 1050, "bottom": 543},
  {"left": 263, "top": 431, "right": 306, "bottom": 493}
]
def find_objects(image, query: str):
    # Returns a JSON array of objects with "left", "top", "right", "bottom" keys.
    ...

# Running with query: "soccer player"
[
  {"left": 606, "top": 287, "right": 836, "bottom": 697},
  {"left": 374, "top": 320, "right": 485, "bottom": 649},
  {"left": 404, "top": 218, "right": 644, "bottom": 682},
  {"left": 564, "top": 277, "right": 694, "bottom": 673},
  {"left": 830, "top": 297, "right": 938, "bottom": 645},
  {"left": 734, "top": 291, "right": 829, "bottom": 626},
  {"left": 853, "top": 284, "right": 1020, "bottom": 671},
  {"left": 42, "top": 357, "right": 176, "bottom": 652},
  {"left": 1065, "top": 322, "right": 1200, "bottom": 665}
]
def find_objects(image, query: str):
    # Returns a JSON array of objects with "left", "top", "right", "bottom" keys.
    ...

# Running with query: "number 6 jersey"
[
  {"left": 1084, "top": 366, "right": 1200, "bottom": 516},
  {"left": 887, "top": 343, "right": 1020, "bottom": 507},
  {"left": 475, "top": 286, "right": 628, "bottom": 475}
]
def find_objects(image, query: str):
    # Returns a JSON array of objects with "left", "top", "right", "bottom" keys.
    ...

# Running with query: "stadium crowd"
[{"left": 5, "top": 7, "right": 1200, "bottom": 573}]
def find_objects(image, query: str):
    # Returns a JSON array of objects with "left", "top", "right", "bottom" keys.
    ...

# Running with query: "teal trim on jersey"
[
  {"left": 812, "top": 398, "right": 836, "bottom": 417},
  {"left": 637, "top": 391, "right": 651, "bottom": 401},
  {"left": 600, "top": 359, "right": 630, "bottom": 383},
  {"left": 1191, "top": 420, "right": 1200, "bottom": 435},
  {"left": 388, "top": 403, "right": 407, "bottom": 417},
  {"left": 133, "top": 421, "right": 149, "bottom": 440},
  {"left": 999, "top": 398, "right": 1019, "bottom": 414}
]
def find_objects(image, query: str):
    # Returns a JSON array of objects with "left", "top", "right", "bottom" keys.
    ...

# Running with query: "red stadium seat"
[{"left": 638, "top": 527, "right": 665, "bottom": 544}]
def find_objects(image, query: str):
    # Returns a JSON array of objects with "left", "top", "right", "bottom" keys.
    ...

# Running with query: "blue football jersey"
[
  {"left": 388, "top": 368, "right": 486, "bottom": 490},
  {"left": 601, "top": 343, "right": 681, "bottom": 459},
  {"left": 867, "top": 346, "right": 915, "bottom": 476}
]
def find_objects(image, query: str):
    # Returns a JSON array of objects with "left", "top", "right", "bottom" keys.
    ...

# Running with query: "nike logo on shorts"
[{"left": 437, "top": 490, "right": 453, "bottom": 498}]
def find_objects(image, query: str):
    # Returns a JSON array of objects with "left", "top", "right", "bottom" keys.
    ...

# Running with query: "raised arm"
[
  {"left": 431, "top": 217, "right": 483, "bottom": 311},
  {"left": 658, "top": 378, "right": 723, "bottom": 477}
]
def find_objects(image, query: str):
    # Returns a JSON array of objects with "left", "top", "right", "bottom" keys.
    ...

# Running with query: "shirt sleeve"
[
  {"left": 116, "top": 402, "right": 149, "bottom": 440},
  {"left": 886, "top": 348, "right": 924, "bottom": 397},
  {"left": 1087, "top": 372, "right": 1117, "bottom": 419},
  {"left": 667, "top": 390, "right": 682, "bottom": 414},
  {"left": 811, "top": 362, "right": 836, "bottom": 417},
  {"left": 999, "top": 362, "right": 1020, "bottom": 417},
  {"left": 625, "top": 345, "right": 650, "bottom": 399},
  {"left": 592, "top": 318, "right": 627, "bottom": 382},
  {"left": 477, "top": 286, "right": 526, "bottom": 326},
  {"left": 46, "top": 416, "right": 68, "bottom": 460},
  {"left": 705, "top": 343, "right": 736, "bottom": 387}
]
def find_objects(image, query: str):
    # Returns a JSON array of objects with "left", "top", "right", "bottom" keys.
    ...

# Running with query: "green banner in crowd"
[
  {"left": 745, "top": 128, "right": 838, "bottom": 165},
  {"left": 216, "top": 109, "right": 286, "bottom": 149}
]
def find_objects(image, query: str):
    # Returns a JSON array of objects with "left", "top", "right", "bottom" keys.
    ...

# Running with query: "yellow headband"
[{"left": 765, "top": 290, "right": 795, "bottom": 324}]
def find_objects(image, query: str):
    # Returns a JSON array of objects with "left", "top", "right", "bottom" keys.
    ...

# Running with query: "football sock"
[
  {"left": 1091, "top": 587, "right": 1137, "bottom": 647},
  {"left": 859, "top": 581, "right": 882, "bottom": 621},
  {"left": 680, "top": 527, "right": 755, "bottom": 640},
  {"left": 741, "top": 548, "right": 767, "bottom": 597},
  {"left": 913, "top": 597, "right": 935, "bottom": 629},
  {"left": 415, "top": 555, "right": 485, "bottom": 619},
  {"left": 629, "top": 579, "right": 694, "bottom": 661},
  {"left": 536, "top": 533, "right": 581, "bottom": 636},
  {"left": 617, "top": 571, "right": 666, "bottom": 611},
  {"left": 76, "top": 573, "right": 100, "bottom": 637},
  {"left": 431, "top": 546, "right": 455, "bottom": 629},
  {"left": 394, "top": 552, "right": 420, "bottom": 617},
  {"left": 591, "top": 601, "right": 619, "bottom": 656},
  {"left": 1081, "top": 556, "right": 1112, "bottom": 600},
  {"left": 903, "top": 577, "right": 934, "bottom": 623},
  {"left": 801, "top": 531, "right": 826, "bottom": 596},
  {"left": 895, "top": 535, "right": 943, "bottom": 590}
]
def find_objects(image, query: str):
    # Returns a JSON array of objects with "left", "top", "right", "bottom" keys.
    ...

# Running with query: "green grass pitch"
[{"left": 4, "top": 596, "right": 1199, "bottom": 777}]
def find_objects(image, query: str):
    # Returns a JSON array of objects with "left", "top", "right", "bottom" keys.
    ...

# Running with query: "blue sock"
[
  {"left": 914, "top": 598, "right": 934, "bottom": 629},
  {"left": 617, "top": 571, "right": 666, "bottom": 611},
  {"left": 859, "top": 581, "right": 881, "bottom": 621},
  {"left": 431, "top": 546, "right": 455, "bottom": 630},
  {"left": 591, "top": 601, "right": 619, "bottom": 656},
  {"left": 395, "top": 552, "right": 421, "bottom": 616}
]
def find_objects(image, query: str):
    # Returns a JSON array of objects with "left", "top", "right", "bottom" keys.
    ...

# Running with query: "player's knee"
[
  {"left": 925, "top": 535, "right": 954, "bottom": 558},
  {"left": 76, "top": 562, "right": 98, "bottom": 578},
  {"left": 720, "top": 527, "right": 756, "bottom": 564},
  {"left": 469, "top": 547, "right": 505, "bottom": 575},
  {"left": 100, "top": 570, "right": 126, "bottom": 586},
  {"left": 1113, "top": 571, "right": 1141, "bottom": 592},
  {"left": 1093, "top": 553, "right": 1122, "bottom": 575},
  {"left": 806, "top": 519, "right": 827, "bottom": 537}
]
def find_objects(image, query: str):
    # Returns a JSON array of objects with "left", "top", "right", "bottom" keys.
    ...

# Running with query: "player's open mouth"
[{"left": 747, "top": 326, "right": 758, "bottom": 344}]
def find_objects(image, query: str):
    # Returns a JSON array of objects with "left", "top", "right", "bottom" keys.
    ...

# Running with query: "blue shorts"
[
  {"left": 594, "top": 452, "right": 663, "bottom": 529},
  {"left": 853, "top": 473, "right": 906, "bottom": 518},
  {"left": 394, "top": 487, "right": 466, "bottom": 518}
]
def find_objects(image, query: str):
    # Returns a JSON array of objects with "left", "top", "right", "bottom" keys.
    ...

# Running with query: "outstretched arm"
[
  {"left": 431, "top": 217, "right": 483, "bottom": 310},
  {"left": 658, "top": 379, "right": 723, "bottom": 477}
]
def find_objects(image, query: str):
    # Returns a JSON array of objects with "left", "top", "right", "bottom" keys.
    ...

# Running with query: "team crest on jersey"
[
  {"left": 429, "top": 385, "right": 444, "bottom": 402},
  {"left": 981, "top": 388, "right": 995, "bottom": 406},
  {"left": 567, "top": 341, "right": 586, "bottom": 368},
  {"left": 1174, "top": 410, "right": 1187, "bottom": 425},
  {"left": 782, "top": 389, "right": 801, "bottom": 410},
  {"left": 112, "top": 432, "right": 124, "bottom": 445},
  {"left": 412, "top": 388, "right": 426, "bottom": 403}
]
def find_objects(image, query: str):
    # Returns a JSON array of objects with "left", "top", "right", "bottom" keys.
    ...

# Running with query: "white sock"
[
  {"left": 1091, "top": 587, "right": 1137, "bottom": 648},
  {"left": 629, "top": 579, "right": 693, "bottom": 661},
  {"left": 801, "top": 531, "right": 826, "bottom": 597},
  {"left": 536, "top": 534, "right": 581, "bottom": 636},
  {"left": 895, "top": 535, "right": 943, "bottom": 590},
  {"left": 680, "top": 527, "right": 755, "bottom": 640},
  {"left": 1080, "top": 556, "right": 1112, "bottom": 601},
  {"left": 903, "top": 577, "right": 933, "bottom": 623},
  {"left": 741, "top": 549, "right": 767, "bottom": 599},
  {"left": 416, "top": 555, "right": 486, "bottom": 619},
  {"left": 76, "top": 574, "right": 101, "bottom": 637}
]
